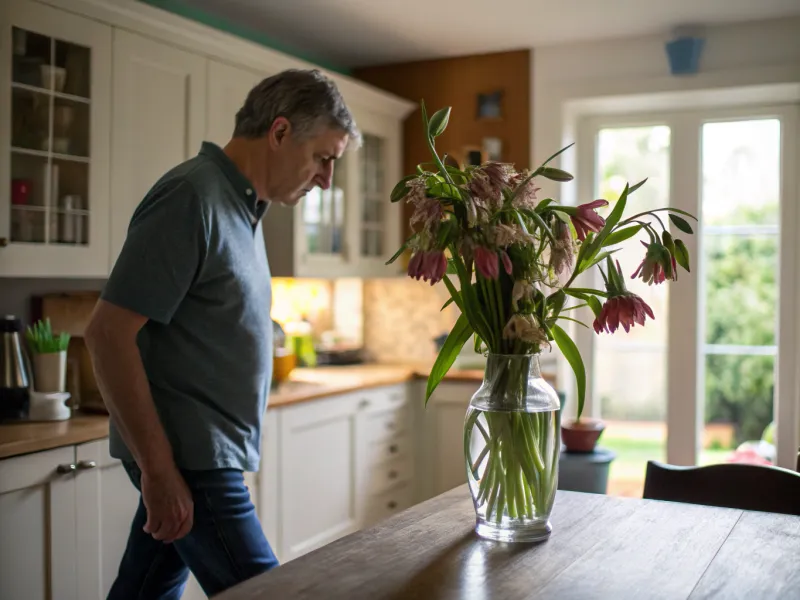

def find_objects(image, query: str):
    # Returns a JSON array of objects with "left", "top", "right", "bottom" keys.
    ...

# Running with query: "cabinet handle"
[
  {"left": 388, "top": 470, "right": 398, "bottom": 479},
  {"left": 56, "top": 463, "right": 76, "bottom": 474},
  {"left": 387, "top": 500, "right": 397, "bottom": 510},
  {"left": 76, "top": 460, "right": 97, "bottom": 470},
  {"left": 358, "top": 399, "right": 370, "bottom": 409},
  {"left": 389, "top": 444, "right": 398, "bottom": 454},
  {"left": 0, "top": 237, "right": 7, "bottom": 248}
]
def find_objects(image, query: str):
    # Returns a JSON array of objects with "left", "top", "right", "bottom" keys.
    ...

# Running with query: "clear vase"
[{"left": 464, "top": 353, "right": 561, "bottom": 542}]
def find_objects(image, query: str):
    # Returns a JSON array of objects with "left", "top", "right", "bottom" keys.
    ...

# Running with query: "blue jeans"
[{"left": 107, "top": 461, "right": 279, "bottom": 599}]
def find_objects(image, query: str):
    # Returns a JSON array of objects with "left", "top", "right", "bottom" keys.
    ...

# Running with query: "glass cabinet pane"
[
  {"left": 8, "top": 28, "right": 92, "bottom": 246},
  {"left": 303, "top": 159, "right": 345, "bottom": 256},
  {"left": 360, "top": 134, "right": 386, "bottom": 257}
]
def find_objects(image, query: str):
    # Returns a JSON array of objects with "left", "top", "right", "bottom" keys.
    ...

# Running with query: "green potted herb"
[{"left": 26, "top": 318, "right": 70, "bottom": 393}]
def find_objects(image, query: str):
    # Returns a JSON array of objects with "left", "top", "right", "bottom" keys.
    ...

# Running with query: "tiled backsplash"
[{"left": 362, "top": 278, "right": 459, "bottom": 364}]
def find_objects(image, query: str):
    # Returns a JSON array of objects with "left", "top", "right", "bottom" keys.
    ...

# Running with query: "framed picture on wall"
[
  {"left": 476, "top": 90, "right": 503, "bottom": 120},
  {"left": 463, "top": 146, "right": 487, "bottom": 167},
  {"left": 482, "top": 137, "right": 502, "bottom": 161}
]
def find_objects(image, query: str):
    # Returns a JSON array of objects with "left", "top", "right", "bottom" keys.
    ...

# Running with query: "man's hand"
[{"left": 141, "top": 466, "right": 194, "bottom": 543}]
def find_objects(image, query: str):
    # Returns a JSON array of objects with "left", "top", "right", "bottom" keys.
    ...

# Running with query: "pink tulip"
[
  {"left": 474, "top": 246, "right": 499, "bottom": 280},
  {"left": 571, "top": 200, "right": 608, "bottom": 241},
  {"left": 592, "top": 294, "right": 655, "bottom": 334},
  {"left": 501, "top": 250, "right": 513, "bottom": 275},
  {"left": 407, "top": 250, "right": 447, "bottom": 285}
]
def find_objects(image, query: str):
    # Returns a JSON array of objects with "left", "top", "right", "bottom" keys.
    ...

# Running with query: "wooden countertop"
[
  {"left": 0, "top": 412, "right": 109, "bottom": 460},
  {"left": 0, "top": 364, "right": 555, "bottom": 460},
  {"left": 215, "top": 485, "right": 800, "bottom": 600}
]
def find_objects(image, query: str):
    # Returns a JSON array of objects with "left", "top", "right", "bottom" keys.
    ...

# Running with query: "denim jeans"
[{"left": 107, "top": 461, "right": 279, "bottom": 599}]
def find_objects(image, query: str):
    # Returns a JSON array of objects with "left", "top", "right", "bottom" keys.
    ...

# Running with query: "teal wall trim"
[{"left": 138, "top": 0, "right": 351, "bottom": 75}]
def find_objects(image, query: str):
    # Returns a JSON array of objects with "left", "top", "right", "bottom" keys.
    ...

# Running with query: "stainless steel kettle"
[{"left": 1, "top": 315, "right": 31, "bottom": 421}]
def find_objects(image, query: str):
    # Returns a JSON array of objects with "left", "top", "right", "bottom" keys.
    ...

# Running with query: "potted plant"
[
  {"left": 387, "top": 102, "right": 695, "bottom": 542},
  {"left": 26, "top": 318, "right": 70, "bottom": 393}
]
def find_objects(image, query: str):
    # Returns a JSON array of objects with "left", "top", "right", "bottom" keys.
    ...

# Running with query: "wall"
[{"left": 354, "top": 50, "right": 531, "bottom": 239}]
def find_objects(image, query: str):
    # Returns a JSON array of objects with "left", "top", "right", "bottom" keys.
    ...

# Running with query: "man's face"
[{"left": 261, "top": 118, "right": 350, "bottom": 206}]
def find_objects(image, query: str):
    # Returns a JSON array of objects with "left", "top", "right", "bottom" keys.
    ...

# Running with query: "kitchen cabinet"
[
  {"left": 0, "top": 441, "right": 137, "bottom": 600},
  {"left": 0, "top": 0, "right": 111, "bottom": 277},
  {"left": 108, "top": 28, "right": 206, "bottom": 269},
  {"left": 261, "top": 106, "right": 408, "bottom": 279},
  {"left": 206, "top": 60, "right": 264, "bottom": 148}
]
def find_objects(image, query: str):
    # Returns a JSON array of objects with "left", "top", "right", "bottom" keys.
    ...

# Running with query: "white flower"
[
  {"left": 502, "top": 314, "right": 550, "bottom": 347},
  {"left": 512, "top": 280, "right": 536, "bottom": 311},
  {"left": 487, "top": 223, "right": 534, "bottom": 248}
]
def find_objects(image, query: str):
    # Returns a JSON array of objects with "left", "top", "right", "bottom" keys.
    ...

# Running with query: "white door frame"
[{"left": 575, "top": 103, "right": 799, "bottom": 470}]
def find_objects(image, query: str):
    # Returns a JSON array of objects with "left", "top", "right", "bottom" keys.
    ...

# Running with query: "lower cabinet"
[
  {"left": 0, "top": 440, "right": 138, "bottom": 600},
  {"left": 0, "top": 379, "right": 473, "bottom": 599}
]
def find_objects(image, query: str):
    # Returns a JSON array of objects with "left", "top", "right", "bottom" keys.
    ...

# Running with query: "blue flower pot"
[{"left": 665, "top": 36, "right": 705, "bottom": 75}]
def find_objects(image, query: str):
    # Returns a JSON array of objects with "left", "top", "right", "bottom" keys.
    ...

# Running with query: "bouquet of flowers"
[{"left": 387, "top": 102, "right": 696, "bottom": 540}]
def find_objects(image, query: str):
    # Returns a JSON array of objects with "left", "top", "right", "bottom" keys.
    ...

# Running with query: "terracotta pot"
[{"left": 561, "top": 418, "right": 606, "bottom": 453}]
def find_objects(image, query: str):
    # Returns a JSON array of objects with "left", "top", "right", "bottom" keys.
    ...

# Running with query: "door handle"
[
  {"left": 56, "top": 463, "right": 76, "bottom": 474},
  {"left": 76, "top": 460, "right": 97, "bottom": 470}
]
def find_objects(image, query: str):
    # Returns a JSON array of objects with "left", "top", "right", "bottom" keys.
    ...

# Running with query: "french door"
[{"left": 574, "top": 104, "right": 798, "bottom": 496}]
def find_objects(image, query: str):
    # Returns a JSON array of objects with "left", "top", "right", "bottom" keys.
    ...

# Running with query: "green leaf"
[
  {"left": 547, "top": 289, "right": 567, "bottom": 317},
  {"left": 426, "top": 314, "right": 473, "bottom": 405},
  {"left": 428, "top": 107, "right": 452, "bottom": 138},
  {"left": 534, "top": 198, "right": 556, "bottom": 212},
  {"left": 585, "top": 295, "right": 603, "bottom": 319},
  {"left": 440, "top": 296, "right": 456, "bottom": 311},
  {"left": 446, "top": 259, "right": 458, "bottom": 275},
  {"left": 428, "top": 181, "right": 462, "bottom": 200},
  {"left": 385, "top": 238, "right": 412, "bottom": 266},
  {"left": 390, "top": 175, "right": 417, "bottom": 202},
  {"left": 604, "top": 224, "right": 643, "bottom": 247},
  {"left": 520, "top": 208, "right": 557, "bottom": 245},
  {"left": 661, "top": 230, "right": 676, "bottom": 256},
  {"left": 565, "top": 287, "right": 609, "bottom": 298},
  {"left": 540, "top": 167, "right": 574, "bottom": 182},
  {"left": 553, "top": 315, "right": 590, "bottom": 329},
  {"left": 628, "top": 178, "right": 648, "bottom": 194},
  {"left": 669, "top": 214, "right": 694, "bottom": 234},
  {"left": 552, "top": 324, "right": 586, "bottom": 419},
  {"left": 442, "top": 275, "right": 464, "bottom": 312},
  {"left": 539, "top": 142, "right": 575, "bottom": 169},
  {"left": 674, "top": 239, "right": 691, "bottom": 272},
  {"left": 584, "top": 249, "right": 619, "bottom": 271}
]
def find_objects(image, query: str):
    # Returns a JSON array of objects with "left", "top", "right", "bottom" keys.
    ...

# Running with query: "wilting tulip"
[
  {"left": 500, "top": 250, "right": 513, "bottom": 275},
  {"left": 474, "top": 246, "right": 499, "bottom": 280},
  {"left": 407, "top": 250, "right": 447, "bottom": 285},
  {"left": 593, "top": 294, "right": 655, "bottom": 334},
  {"left": 631, "top": 241, "right": 676, "bottom": 285},
  {"left": 571, "top": 200, "right": 608, "bottom": 241}
]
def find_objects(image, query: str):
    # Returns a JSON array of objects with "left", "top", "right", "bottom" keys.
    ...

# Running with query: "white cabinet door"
[
  {"left": 0, "top": 446, "right": 78, "bottom": 600},
  {"left": 109, "top": 29, "right": 206, "bottom": 269},
  {"left": 277, "top": 393, "right": 362, "bottom": 561},
  {"left": 206, "top": 60, "right": 263, "bottom": 147},
  {"left": 257, "top": 408, "right": 280, "bottom": 558},
  {"left": 73, "top": 439, "right": 139, "bottom": 600},
  {"left": 0, "top": 0, "right": 112, "bottom": 276},
  {"left": 420, "top": 381, "right": 481, "bottom": 500}
]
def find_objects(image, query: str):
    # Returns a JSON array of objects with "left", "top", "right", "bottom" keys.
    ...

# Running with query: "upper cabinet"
[
  {"left": 108, "top": 29, "right": 206, "bottom": 269},
  {"left": 0, "top": 0, "right": 111, "bottom": 277},
  {"left": 263, "top": 106, "right": 407, "bottom": 278},
  {"left": 1, "top": 0, "right": 413, "bottom": 279}
]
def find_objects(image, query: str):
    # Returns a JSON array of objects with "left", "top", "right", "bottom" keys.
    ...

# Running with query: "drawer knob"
[
  {"left": 387, "top": 500, "right": 397, "bottom": 509},
  {"left": 359, "top": 399, "right": 370, "bottom": 409},
  {"left": 389, "top": 444, "right": 398, "bottom": 454},
  {"left": 56, "top": 463, "right": 76, "bottom": 474},
  {"left": 388, "top": 470, "right": 398, "bottom": 479},
  {"left": 77, "top": 460, "right": 97, "bottom": 470}
]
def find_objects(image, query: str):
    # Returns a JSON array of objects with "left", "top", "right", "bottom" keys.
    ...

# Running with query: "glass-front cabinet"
[{"left": 0, "top": 1, "right": 111, "bottom": 276}]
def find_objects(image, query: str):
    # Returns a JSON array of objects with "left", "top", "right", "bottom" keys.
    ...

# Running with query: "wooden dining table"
[{"left": 215, "top": 485, "right": 800, "bottom": 599}]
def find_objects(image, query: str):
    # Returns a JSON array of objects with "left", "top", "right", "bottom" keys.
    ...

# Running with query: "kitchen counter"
[
  {"left": 0, "top": 412, "right": 109, "bottom": 459},
  {"left": 0, "top": 364, "right": 555, "bottom": 460},
  {"left": 215, "top": 485, "right": 799, "bottom": 600}
]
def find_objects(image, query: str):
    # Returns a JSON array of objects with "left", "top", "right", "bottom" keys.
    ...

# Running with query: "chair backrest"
[{"left": 643, "top": 460, "right": 800, "bottom": 516}]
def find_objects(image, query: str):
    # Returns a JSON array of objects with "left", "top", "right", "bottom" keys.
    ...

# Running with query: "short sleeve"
[{"left": 102, "top": 179, "right": 209, "bottom": 325}]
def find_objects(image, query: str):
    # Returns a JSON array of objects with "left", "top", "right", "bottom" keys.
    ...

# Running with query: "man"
[{"left": 84, "top": 69, "right": 359, "bottom": 599}]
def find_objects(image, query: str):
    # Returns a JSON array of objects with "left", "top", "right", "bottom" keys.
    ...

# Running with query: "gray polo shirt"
[{"left": 102, "top": 142, "right": 273, "bottom": 472}]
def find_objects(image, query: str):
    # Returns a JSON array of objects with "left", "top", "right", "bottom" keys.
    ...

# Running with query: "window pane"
[
  {"left": 701, "top": 118, "right": 781, "bottom": 466},
  {"left": 592, "top": 125, "right": 670, "bottom": 498},
  {"left": 704, "top": 234, "right": 778, "bottom": 346},
  {"left": 700, "top": 354, "right": 775, "bottom": 465},
  {"left": 702, "top": 119, "right": 780, "bottom": 226}
]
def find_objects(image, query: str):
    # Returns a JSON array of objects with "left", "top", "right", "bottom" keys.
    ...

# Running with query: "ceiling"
[{"left": 184, "top": 0, "right": 800, "bottom": 69}]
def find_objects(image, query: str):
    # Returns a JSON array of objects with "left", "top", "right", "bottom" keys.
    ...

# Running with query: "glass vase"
[{"left": 464, "top": 353, "right": 561, "bottom": 542}]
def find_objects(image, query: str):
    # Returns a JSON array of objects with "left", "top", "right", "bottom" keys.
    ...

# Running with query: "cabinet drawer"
[
  {"left": 369, "top": 457, "right": 413, "bottom": 494},
  {"left": 366, "top": 406, "right": 410, "bottom": 443},
  {"left": 369, "top": 434, "right": 411, "bottom": 466},
  {"left": 364, "top": 483, "right": 415, "bottom": 526}
]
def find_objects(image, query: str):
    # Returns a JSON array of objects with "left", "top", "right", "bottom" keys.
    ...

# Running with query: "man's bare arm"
[{"left": 84, "top": 299, "right": 192, "bottom": 541}]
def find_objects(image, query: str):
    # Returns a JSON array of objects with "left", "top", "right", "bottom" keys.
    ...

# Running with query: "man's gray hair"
[{"left": 233, "top": 69, "right": 361, "bottom": 146}]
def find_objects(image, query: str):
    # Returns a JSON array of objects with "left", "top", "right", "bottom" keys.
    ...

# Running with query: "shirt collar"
[{"left": 199, "top": 142, "right": 268, "bottom": 222}]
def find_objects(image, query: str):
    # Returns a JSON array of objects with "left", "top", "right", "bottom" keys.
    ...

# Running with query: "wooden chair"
[{"left": 643, "top": 460, "right": 800, "bottom": 516}]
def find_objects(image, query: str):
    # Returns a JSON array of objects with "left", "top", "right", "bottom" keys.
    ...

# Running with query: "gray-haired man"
[{"left": 85, "top": 69, "right": 359, "bottom": 599}]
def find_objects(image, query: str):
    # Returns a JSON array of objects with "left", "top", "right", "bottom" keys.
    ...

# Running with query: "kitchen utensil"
[{"left": 0, "top": 315, "right": 32, "bottom": 421}]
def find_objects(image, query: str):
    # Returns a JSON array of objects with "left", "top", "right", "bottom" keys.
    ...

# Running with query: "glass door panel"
[
  {"left": 699, "top": 118, "right": 781, "bottom": 465},
  {"left": 592, "top": 124, "right": 671, "bottom": 498}
]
